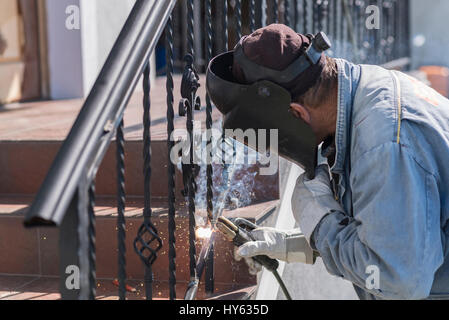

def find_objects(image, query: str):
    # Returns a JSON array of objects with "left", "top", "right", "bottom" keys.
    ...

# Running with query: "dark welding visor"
[{"left": 206, "top": 51, "right": 318, "bottom": 178}]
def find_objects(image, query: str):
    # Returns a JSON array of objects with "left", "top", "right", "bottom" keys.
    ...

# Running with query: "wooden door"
[{"left": 0, "top": 0, "right": 42, "bottom": 104}]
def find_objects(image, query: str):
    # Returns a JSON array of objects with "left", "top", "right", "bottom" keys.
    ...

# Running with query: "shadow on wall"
[{"left": 0, "top": 32, "right": 6, "bottom": 55}]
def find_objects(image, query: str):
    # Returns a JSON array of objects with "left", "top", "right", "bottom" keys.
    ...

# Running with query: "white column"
[{"left": 46, "top": 0, "right": 84, "bottom": 99}]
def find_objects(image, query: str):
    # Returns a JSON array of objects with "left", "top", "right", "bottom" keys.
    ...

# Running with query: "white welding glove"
[
  {"left": 234, "top": 247, "right": 263, "bottom": 275},
  {"left": 236, "top": 227, "right": 315, "bottom": 264},
  {"left": 291, "top": 164, "right": 344, "bottom": 243}
]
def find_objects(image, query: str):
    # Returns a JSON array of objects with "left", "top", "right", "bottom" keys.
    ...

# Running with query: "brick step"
[
  {"left": 0, "top": 274, "right": 256, "bottom": 300},
  {"left": 0, "top": 140, "right": 279, "bottom": 202},
  {"left": 0, "top": 194, "right": 278, "bottom": 287}
]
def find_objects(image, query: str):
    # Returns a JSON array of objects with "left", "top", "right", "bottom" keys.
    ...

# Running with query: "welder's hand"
[
  {"left": 291, "top": 164, "right": 344, "bottom": 243},
  {"left": 236, "top": 227, "right": 314, "bottom": 264},
  {"left": 234, "top": 247, "right": 262, "bottom": 275}
]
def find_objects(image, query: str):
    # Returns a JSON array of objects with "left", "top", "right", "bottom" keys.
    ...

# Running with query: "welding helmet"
[{"left": 206, "top": 30, "right": 331, "bottom": 178}]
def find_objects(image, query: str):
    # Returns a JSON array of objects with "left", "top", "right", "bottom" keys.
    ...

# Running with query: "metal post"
[{"left": 59, "top": 193, "right": 81, "bottom": 300}]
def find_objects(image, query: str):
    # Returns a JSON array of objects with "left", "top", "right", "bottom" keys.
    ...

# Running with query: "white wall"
[
  {"left": 46, "top": 0, "right": 84, "bottom": 99},
  {"left": 410, "top": 0, "right": 449, "bottom": 69},
  {"left": 46, "top": 0, "right": 154, "bottom": 100},
  {"left": 79, "top": 0, "right": 136, "bottom": 96}
]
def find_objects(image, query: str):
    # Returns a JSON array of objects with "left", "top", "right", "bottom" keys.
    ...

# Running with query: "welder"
[{"left": 206, "top": 23, "right": 449, "bottom": 300}]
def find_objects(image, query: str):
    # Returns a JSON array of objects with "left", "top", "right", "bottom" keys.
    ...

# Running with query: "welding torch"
[{"left": 216, "top": 216, "right": 293, "bottom": 300}]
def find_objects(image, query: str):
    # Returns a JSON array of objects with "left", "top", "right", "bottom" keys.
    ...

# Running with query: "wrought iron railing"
[{"left": 24, "top": 0, "right": 410, "bottom": 300}]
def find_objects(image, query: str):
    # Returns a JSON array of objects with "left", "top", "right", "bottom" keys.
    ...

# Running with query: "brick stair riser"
[
  {"left": 0, "top": 215, "right": 255, "bottom": 286},
  {"left": 0, "top": 141, "right": 278, "bottom": 202}
]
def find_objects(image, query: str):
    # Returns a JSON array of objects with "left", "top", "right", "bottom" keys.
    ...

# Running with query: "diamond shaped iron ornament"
[{"left": 133, "top": 218, "right": 163, "bottom": 267}]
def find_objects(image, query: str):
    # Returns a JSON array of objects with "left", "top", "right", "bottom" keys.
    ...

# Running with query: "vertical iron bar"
[
  {"left": 332, "top": 0, "right": 337, "bottom": 49},
  {"left": 303, "top": 0, "right": 308, "bottom": 33},
  {"left": 88, "top": 181, "right": 96, "bottom": 300},
  {"left": 59, "top": 194, "right": 81, "bottom": 300},
  {"left": 340, "top": 0, "right": 346, "bottom": 57},
  {"left": 293, "top": 0, "right": 298, "bottom": 30},
  {"left": 223, "top": 0, "right": 228, "bottom": 51},
  {"left": 317, "top": 0, "right": 323, "bottom": 32},
  {"left": 143, "top": 63, "right": 153, "bottom": 300},
  {"left": 165, "top": 13, "right": 177, "bottom": 301},
  {"left": 250, "top": 0, "right": 256, "bottom": 32},
  {"left": 284, "top": 0, "right": 291, "bottom": 26},
  {"left": 187, "top": 0, "right": 195, "bottom": 55},
  {"left": 273, "top": 0, "right": 278, "bottom": 23},
  {"left": 312, "top": 0, "right": 318, "bottom": 32},
  {"left": 236, "top": 0, "right": 242, "bottom": 40},
  {"left": 116, "top": 119, "right": 127, "bottom": 300},
  {"left": 266, "top": 0, "right": 270, "bottom": 25},
  {"left": 204, "top": 0, "right": 215, "bottom": 296},
  {"left": 186, "top": 0, "right": 198, "bottom": 285},
  {"left": 77, "top": 174, "right": 92, "bottom": 300}
]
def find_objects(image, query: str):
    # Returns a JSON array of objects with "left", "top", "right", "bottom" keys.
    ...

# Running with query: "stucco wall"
[{"left": 46, "top": 0, "right": 154, "bottom": 99}]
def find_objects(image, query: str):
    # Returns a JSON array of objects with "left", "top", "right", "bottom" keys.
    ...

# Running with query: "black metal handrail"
[
  {"left": 22, "top": 0, "right": 411, "bottom": 301},
  {"left": 24, "top": 0, "right": 177, "bottom": 300},
  {"left": 25, "top": 0, "right": 176, "bottom": 227}
]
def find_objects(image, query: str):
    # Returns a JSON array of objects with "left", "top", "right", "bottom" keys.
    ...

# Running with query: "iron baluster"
[
  {"left": 340, "top": 0, "right": 346, "bottom": 58},
  {"left": 317, "top": 0, "right": 323, "bottom": 32},
  {"left": 250, "top": 0, "right": 256, "bottom": 32},
  {"left": 266, "top": 1, "right": 270, "bottom": 25},
  {"left": 180, "top": 0, "right": 200, "bottom": 293},
  {"left": 134, "top": 63, "right": 162, "bottom": 300},
  {"left": 88, "top": 181, "right": 96, "bottom": 300},
  {"left": 332, "top": 0, "right": 337, "bottom": 50},
  {"left": 273, "top": 0, "right": 278, "bottom": 23},
  {"left": 294, "top": 0, "right": 298, "bottom": 30},
  {"left": 303, "top": 0, "right": 308, "bottom": 33},
  {"left": 116, "top": 118, "right": 127, "bottom": 300},
  {"left": 284, "top": 0, "right": 291, "bottom": 27},
  {"left": 179, "top": 53, "right": 201, "bottom": 288},
  {"left": 224, "top": 0, "right": 228, "bottom": 51},
  {"left": 205, "top": 0, "right": 215, "bottom": 296},
  {"left": 236, "top": 0, "right": 242, "bottom": 40},
  {"left": 312, "top": 0, "right": 318, "bottom": 32},
  {"left": 77, "top": 173, "right": 93, "bottom": 300},
  {"left": 165, "top": 13, "right": 177, "bottom": 301}
]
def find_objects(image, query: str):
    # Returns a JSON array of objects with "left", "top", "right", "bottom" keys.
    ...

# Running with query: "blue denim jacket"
[{"left": 311, "top": 58, "right": 449, "bottom": 299}]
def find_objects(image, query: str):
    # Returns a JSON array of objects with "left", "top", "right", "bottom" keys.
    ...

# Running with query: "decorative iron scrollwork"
[
  {"left": 133, "top": 219, "right": 163, "bottom": 267},
  {"left": 179, "top": 52, "right": 200, "bottom": 282},
  {"left": 179, "top": 54, "right": 201, "bottom": 116}
]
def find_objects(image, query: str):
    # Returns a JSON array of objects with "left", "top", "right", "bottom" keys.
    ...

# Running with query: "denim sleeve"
[{"left": 312, "top": 142, "right": 444, "bottom": 299}]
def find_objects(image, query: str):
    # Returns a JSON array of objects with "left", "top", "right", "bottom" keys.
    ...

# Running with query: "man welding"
[{"left": 206, "top": 24, "right": 449, "bottom": 300}]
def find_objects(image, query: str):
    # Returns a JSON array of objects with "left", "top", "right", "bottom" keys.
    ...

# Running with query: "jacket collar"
[{"left": 330, "top": 59, "right": 361, "bottom": 174}]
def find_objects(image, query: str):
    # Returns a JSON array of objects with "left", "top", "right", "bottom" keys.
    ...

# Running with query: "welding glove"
[
  {"left": 236, "top": 227, "right": 315, "bottom": 264},
  {"left": 234, "top": 247, "right": 263, "bottom": 275},
  {"left": 291, "top": 164, "right": 344, "bottom": 243}
]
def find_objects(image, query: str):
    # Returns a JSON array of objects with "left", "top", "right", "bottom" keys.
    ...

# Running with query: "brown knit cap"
[{"left": 232, "top": 24, "right": 325, "bottom": 98}]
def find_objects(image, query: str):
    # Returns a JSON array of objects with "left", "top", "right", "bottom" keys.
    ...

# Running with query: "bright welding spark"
[{"left": 195, "top": 227, "right": 213, "bottom": 239}]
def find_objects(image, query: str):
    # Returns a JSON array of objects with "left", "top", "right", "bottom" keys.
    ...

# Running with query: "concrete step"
[
  {"left": 0, "top": 274, "right": 256, "bottom": 300},
  {"left": 0, "top": 194, "right": 278, "bottom": 287}
]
